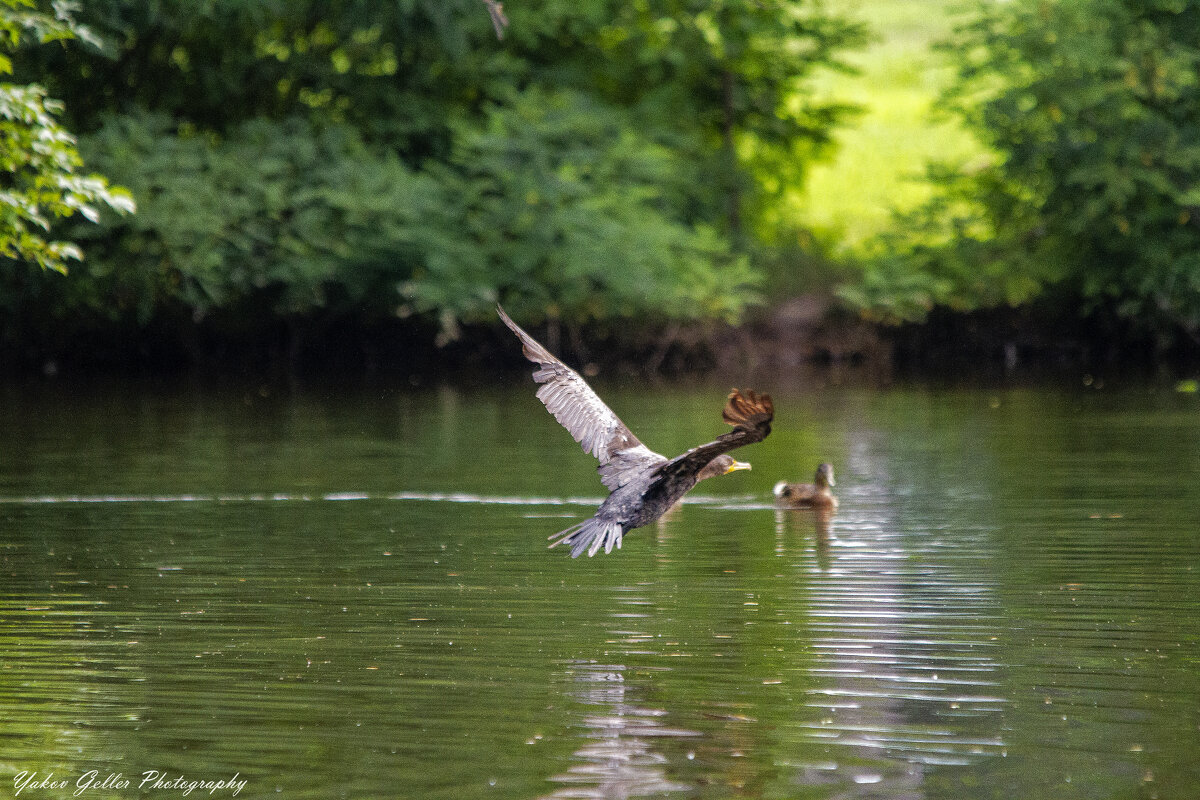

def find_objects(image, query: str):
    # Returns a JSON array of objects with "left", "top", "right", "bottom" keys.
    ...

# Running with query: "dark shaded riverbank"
[{"left": 4, "top": 294, "right": 1198, "bottom": 383}]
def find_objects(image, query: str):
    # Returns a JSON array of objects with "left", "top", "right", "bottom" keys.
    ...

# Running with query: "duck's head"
[{"left": 816, "top": 462, "right": 835, "bottom": 488}]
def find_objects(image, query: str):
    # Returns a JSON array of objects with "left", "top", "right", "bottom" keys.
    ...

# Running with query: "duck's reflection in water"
[
  {"left": 774, "top": 506, "right": 834, "bottom": 569},
  {"left": 540, "top": 662, "right": 698, "bottom": 800}
]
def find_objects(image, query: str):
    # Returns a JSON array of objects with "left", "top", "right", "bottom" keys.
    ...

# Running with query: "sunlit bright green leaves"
[
  {"left": 846, "top": 0, "right": 1200, "bottom": 341},
  {"left": 0, "top": 0, "right": 132, "bottom": 274}
]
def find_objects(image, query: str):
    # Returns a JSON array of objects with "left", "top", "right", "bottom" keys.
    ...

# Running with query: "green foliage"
[
  {"left": 0, "top": 0, "right": 132, "bottom": 274},
  {"left": 838, "top": 165, "right": 1050, "bottom": 323},
  {"left": 72, "top": 113, "right": 433, "bottom": 323},
  {"left": 70, "top": 93, "right": 759, "bottom": 343},
  {"left": 553, "top": 0, "right": 866, "bottom": 243},
  {"left": 402, "top": 88, "right": 760, "bottom": 333},
  {"left": 847, "top": 0, "right": 1200, "bottom": 340},
  {"left": 29, "top": 0, "right": 496, "bottom": 155},
  {"left": 7, "top": 0, "right": 862, "bottom": 356}
]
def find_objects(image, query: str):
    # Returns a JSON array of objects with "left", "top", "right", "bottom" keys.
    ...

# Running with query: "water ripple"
[{"left": 540, "top": 662, "right": 698, "bottom": 800}]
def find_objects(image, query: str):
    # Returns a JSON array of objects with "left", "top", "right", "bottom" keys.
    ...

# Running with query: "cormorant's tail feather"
[{"left": 549, "top": 518, "right": 624, "bottom": 558}]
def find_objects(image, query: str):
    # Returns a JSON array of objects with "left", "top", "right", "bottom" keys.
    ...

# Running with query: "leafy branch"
[{"left": 0, "top": 0, "right": 133, "bottom": 273}]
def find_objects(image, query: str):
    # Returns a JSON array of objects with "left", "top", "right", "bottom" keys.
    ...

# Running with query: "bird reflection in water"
[
  {"left": 540, "top": 662, "right": 699, "bottom": 799},
  {"left": 774, "top": 506, "right": 834, "bottom": 567}
]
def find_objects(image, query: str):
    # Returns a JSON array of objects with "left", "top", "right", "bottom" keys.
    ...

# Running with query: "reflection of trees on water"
[{"left": 540, "top": 662, "right": 698, "bottom": 800}]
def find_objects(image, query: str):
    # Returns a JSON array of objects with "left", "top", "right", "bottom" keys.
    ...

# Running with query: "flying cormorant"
[
  {"left": 773, "top": 463, "right": 837, "bottom": 509},
  {"left": 498, "top": 304, "right": 774, "bottom": 557}
]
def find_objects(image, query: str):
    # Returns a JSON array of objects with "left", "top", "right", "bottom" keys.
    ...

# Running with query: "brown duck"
[{"left": 773, "top": 463, "right": 837, "bottom": 510}]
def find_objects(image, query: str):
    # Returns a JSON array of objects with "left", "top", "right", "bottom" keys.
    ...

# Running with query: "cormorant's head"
[
  {"left": 815, "top": 462, "right": 836, "bottom": 488},
  {"left": 699, "top": 454, "right": 751, "bottom": 481}
]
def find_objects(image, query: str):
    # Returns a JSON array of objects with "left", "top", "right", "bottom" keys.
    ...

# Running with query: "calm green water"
[{"left": 1, "top": 378, "right": 1198, "bottom": 799}]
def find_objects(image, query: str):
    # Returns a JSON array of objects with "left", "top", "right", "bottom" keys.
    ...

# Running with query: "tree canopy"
[
  {"left": 843, "top": 0, "right": 1200, "bottom": 349},
  {"left": 8, "top": 0, "right": 1200, "bottom": 372},
  {"left": 2, "top": 0, "right": 865, "bottom": 368},
  {"left": 0, "top": 0, "right": 133, "bottom": 274}
]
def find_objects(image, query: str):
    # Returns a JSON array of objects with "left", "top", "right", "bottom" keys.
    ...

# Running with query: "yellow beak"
[{"left": 724, "top": 460, "right": 752, "bottom": 474}]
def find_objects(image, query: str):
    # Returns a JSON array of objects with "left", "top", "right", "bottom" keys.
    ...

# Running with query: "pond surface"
[{"left": 1, "top": 376, "right": 1198, "bottom": 799}]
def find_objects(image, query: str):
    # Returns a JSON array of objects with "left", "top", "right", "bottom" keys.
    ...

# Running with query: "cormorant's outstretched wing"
[
  {"left": 649, "top": 389, "right": 774, "bottom": 488},
  {"left": 498, "top": 305, "right": 668, "bottom": 490}
]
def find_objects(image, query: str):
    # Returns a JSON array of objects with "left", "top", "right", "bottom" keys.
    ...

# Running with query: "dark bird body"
[
  {"left": 773, "top": 463, "right": 838, "bottom": 509},
  {"left": 498, "top": 305, "right": 774, "bottom": 557}
]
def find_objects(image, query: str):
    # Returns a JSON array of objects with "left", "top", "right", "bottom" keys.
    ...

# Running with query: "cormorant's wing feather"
[
  {"left": 498, "top": 305, "right": 668, "bottom": 490},
  {"left": 651, "top": 389, "right": 774, "bottom": 487}
]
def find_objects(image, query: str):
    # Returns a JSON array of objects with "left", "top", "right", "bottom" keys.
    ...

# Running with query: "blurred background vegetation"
[{"left": 3, "top": 0, "right": 1199, "bottom": 375}]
